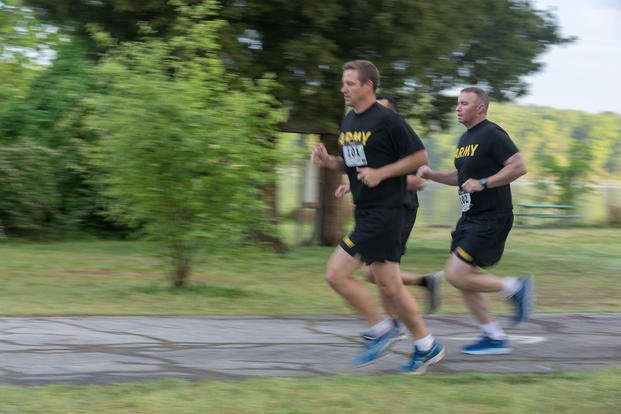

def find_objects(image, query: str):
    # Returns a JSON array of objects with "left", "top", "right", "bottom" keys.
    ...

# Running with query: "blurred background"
[{"left": 1, "top": 0, "right": 619, "bottom": 285}]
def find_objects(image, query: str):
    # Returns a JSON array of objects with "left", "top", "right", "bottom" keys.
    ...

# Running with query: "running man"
[
  {"left": 418, "top": 86, "right": 533, "bottom": 355},
  {"left": 335, "top": 95, "right": 443, "bottom": 315},
  {"left": 311, "top": 60, "right": 444, "bottom": 373}
]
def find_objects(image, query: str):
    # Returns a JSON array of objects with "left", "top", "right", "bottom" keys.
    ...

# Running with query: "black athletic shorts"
[
  {"left": 450, "top": 212, "right": 513, "bottom": 268},
  {"left": 340, "top": 206, "right": 405, "bottom": 265},
  {"left": 400, "top": 207, "right": 418, "bottom": 256}
]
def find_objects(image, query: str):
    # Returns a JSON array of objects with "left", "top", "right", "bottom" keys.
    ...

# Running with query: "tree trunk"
[
  {"left": 170, "top": 240, "right": 192, "bottom": 287},
  {"left": 253, "top": 181, "right": 287, "bottom": 253},
  {"left": 318, "top": 133, "right": 345, "bottom": 246}
]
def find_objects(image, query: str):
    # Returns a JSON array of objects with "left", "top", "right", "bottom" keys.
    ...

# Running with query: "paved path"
[{"left": 1, "top": 313, "right": 619, "bottom": 384}]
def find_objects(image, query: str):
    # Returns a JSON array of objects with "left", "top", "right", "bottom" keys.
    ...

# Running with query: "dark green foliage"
[
  {"left": 0, "top": 36, "right": 125, "bottom": 238},
  {"left": 22, "top": 0, "right": 571, "bottom": 132},
  {"left": 23, "top": 0, "right": 175, "bottom": 41},
  {"left": 0, "top": 139, "right": 57, "bottom": 238},
  {"left": 84, "top": 1, "right": 285, "bottom": 285},
  {"left": 217, "top": 0, "right": 571, "bottom": 132},
  {"left": 13, "top": 0, "right": 572, "bottom": 246}
]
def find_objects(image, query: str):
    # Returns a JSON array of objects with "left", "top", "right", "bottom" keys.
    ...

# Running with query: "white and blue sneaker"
[
  {"left": 361, "top": 319, "right": 407, "bottom": 341},
  {"left": 398, "top": 341, "right": 446, "bottom": 374},
  {"left": 510, "top": 274, "right": 534, "bottom": 325},
  {"left": 462, "top": 335, "right": 512, "bottom": 355},
  {"left": 354, "top": 324, "right": 401, "bottom": 367}
]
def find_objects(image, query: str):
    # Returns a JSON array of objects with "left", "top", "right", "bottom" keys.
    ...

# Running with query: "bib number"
[
  {"left": 343, "top": 143, "right": 367, "bottom": 167},
  {"left": 459, "top": 191, "right": 471, "bottom": 212}
]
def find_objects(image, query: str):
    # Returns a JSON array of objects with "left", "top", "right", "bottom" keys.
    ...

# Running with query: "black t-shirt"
[
  {"left": 339, "top": 102, "right": 425, "bottom": 208},
  {"left": 454, "top": 119, "right": 519, "bottom": 215},
  {"left": 406, "top": 189, "right": 419, "bottom": 210}
]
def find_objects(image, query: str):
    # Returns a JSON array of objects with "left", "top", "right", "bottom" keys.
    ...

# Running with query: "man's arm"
[
  {"left": 311, "top": 143, "right": 345, "bottom": 172},
  {"left": 407, "top": 175, "right": 425, "bottom": 191},
  {"left": 355, "top": 149, "right": 428, "bottom": 188},
  {"left": 417, "top": 165, "right": 459, "bottom": 186},
  {"left": 460, "top": 152, "right": 527, "bottom": 193},
  {"left": 334, "top": 183, "right": 350, "bottom": 198}
]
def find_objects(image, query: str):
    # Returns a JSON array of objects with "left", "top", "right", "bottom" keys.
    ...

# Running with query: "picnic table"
[{"left": 514, "top": 204, "right": 580, "bottom": 221}]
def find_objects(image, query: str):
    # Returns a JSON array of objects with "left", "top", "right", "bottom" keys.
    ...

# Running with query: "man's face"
[
  {"left": 456, "top": 92, "right": 483, "bottom": 127},
  {"left": 341, "top": 69, "right": 372, "bottom": 108}
]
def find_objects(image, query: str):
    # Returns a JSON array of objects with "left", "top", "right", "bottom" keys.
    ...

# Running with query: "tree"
[
  {"left": 20, "top": 0, "right": 176, "bottom": 42},
  {"left": 22, "top": 0, "right": 572, "bottom": 244},
  {"left": 84, "top": 0, "right": 284, "bottom": 286},
  {"left": 0, "top": 138, "right": 58, "bottom": 238},
  {"left": 0, "top": 0, "right": 61, "bottom": 69},
  {"left": 486, "top": 104, "right": 621, "bottom": 206},
  {"left": 217, "top": 0, "right": 571, "bottom": 243},
  {"left": 0, "top": 0, "right": 63, "bottom": 237},
  {"left": 0, "top": 27, "right": 123, "bottom": 237},
  {"left": 538, "top": 122, "right": 595, "bottom": 206}
]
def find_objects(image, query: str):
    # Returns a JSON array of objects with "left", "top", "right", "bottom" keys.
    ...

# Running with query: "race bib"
[
  {"left": 459, "top": 191, "right": 471, "bottom": 212},
  {"left": 342, "top": 143, "right": 367, "bottom": 167}
]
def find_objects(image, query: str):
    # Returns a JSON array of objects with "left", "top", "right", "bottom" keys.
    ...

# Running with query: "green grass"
[
  {"left": 0, "top": 227, "right": 619, "bottom": 315},
  {"left": 0, "top": 227, "right": 619, "bottom": 412},
  {"left": 0, "top": 368, "right": 619, "bottom": 413}
]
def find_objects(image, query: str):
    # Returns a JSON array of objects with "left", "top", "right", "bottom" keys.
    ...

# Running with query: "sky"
[{"left": 517, "top": 0, "right": 621, "bottom": 114}]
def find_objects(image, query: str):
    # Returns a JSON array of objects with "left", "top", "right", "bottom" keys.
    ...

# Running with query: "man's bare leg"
[
  {"left": 364, "top": 265, "right": 443, "bottom": 314},
  {"left": 364, "top": 265, "right": 423, "bottom": 286},
  {"left": 399, "top": 270, "right": 425, "bottom": 286},
  {"left": 325, "top": 246, "right": 383, "bottom": 327},
  {"left": 361, "top": 265, "right": 398, "bottom": 320},
  {"left": 370, "top": 261, "right": 429, "bottom": 340},
  {"left": 444, "top": 253, "right": 513, "bottom": 353},
  {"left": 369, "top": 261, "right": 445, "bottom": 373},
  {"left": 444, "top": 254, "right": 503, "bottom": 324}
]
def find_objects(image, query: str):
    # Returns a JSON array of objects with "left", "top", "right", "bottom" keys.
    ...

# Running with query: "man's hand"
[
  {"left": 417, "top": 165, "right": 433, "bottom": 179},
  {"left": 334, "top": 184, "right": 350, "bottom": 198},
  {"left": 460, "top": 178, "right": 485, "bottom": 193},
  {"left": 310, "top": 143, "right": 330, "bottom": 167},
  {"left": 356, "top": 167, "right": 382, "bottom": 187},
  {"left": 407, "top": 175, "right": 426, "bottom": 191}
]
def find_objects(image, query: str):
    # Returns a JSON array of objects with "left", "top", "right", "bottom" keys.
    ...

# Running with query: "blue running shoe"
[
  {"left": 510, "top": 274, "right": 534, "bottom": 325},
  {"left": 354, "top": 325, "right": 400, "bottom": 367},
  {"left": 361, "top": 319, "right": 407, "bottom": 341},
  {"left": 398, "top": 341, "right": 445, "bottom": 374},
  {"left": 462, "top": 335, "right": 512, "bottom": 355}
]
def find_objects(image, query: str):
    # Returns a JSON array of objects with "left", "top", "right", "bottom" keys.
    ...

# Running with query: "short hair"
[
  {"left": 343, "top": 60, "right": 380, "bottom": 92},
  {"left": 460, "top": 86, "right": 489, "bottom": 110},
  {"left": 376, "top": 95, "right": 398, "bottom": 112}
]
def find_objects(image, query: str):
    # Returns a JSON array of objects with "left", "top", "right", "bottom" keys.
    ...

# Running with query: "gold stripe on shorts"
[
  {"left": 455, "top": 246, "right": 473, "bottom": 262},
  {"left": 342, "top": 236, "right": 355, "bottom": 248}
]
